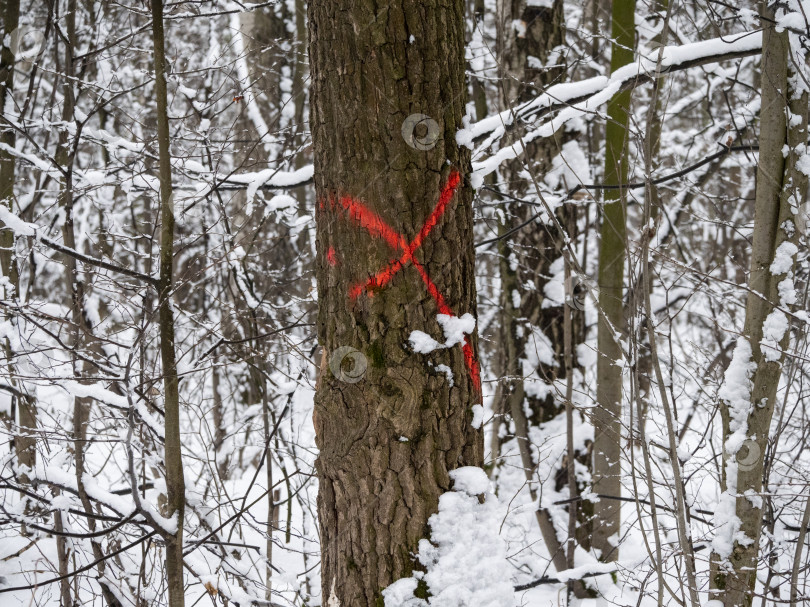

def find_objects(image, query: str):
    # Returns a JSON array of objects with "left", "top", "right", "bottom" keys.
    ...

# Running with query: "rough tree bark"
[
  {"left": 150, "top": 1, "right": 185, "bottom": 605},
  {"left": 309, "top": 1, "right": 483, "bottom": 604},
  {"left": 593, "top": 0, "right": 635, "bottom": 563},
  {"left": 709, "top": 7, "right": 808, "bottom": 606}
]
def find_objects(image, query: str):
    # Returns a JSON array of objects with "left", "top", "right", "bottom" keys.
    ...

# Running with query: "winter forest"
[{"left": 1, "top": 0, "right": 810, "bottom": 605}]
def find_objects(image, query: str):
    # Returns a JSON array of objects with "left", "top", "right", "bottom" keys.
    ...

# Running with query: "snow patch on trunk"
[
  {"left": 409, "top": 314, "right": 476, "bottom": 354},
  {"left": 712, "top": 338, "right": 757, "bottom": 559},
  {"left": 761, "top": 309, "right": 789, "bottom": 362},
  {"left": 382, "top": 467, "right": 515, "bottom": 607}
]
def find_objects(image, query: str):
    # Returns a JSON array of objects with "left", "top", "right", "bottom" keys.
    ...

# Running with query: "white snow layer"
[
  {"left": 0, "top": 206, "right": 37, "bottom": 236},
  {"left": 761, "top": 309, "right": 789, "bottom": 362},
  {"left": 469, "top": 31, "right": 762, "bottom": 184},
  {"left": 437, "top": 314, "right": 476, "bottom": 347},
  {"left": 718, "top": 339, "right": 756, "bottom": 458},
  {"left": 382, "top": 467, "right": 515, "bottom": 607},
  {"left": 409, "top": 331, "right": 445, "bottom": 354},
  {"left": 449, "top": 466, "right": 490, "bottom": 495},
  {"left": 409, "top": 314, "right": 476, "bottom": 354},
  {"left": 470, "top": 404, "right": 484, "bottom": 429},
  {"left": 770, "top": 241, "right": 798, "bottom": 275},
  {"left": 712, "top": 338, "right": 757, "bottom": 559}
]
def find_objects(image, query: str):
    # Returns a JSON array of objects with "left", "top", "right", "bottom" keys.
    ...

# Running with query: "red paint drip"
[
  {"left": 327, "top": 246, "right": 338, "bottom": 266},
  {"left": 462, "top": 340, "right": 481, "bottom": 393},
  {"left": 330, "top": 170, "right": 480, "bottom": 394}
]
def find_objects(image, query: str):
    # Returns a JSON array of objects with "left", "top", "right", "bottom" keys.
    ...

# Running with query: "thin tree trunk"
[
  {"left": 51, "top": 3, "right": 124, "bottom": 603},
  {"left": 563, "top": 244, "right": 577, "bottom": 593},
  {"left": 506, "top": 364, "right": 569, "bottom": 574},
  {"left": 292, "top": 0, "right": 307, "bottom": 133},
  {"left": 639, "top": 17, "right": 699, "bottom": 602},
  {"left": 150, "top": 1, "right": 185, "bottom": 605},
  {"left": 53, "top": 495, "right": 73, "bottom": 607},
  {"left": 470, "top": 0, "right": 488, "bottom": 122},
  {"left": 0, "top": 0, "right": 19, "bottom": 284},
  {"left": 637, "top": 4, "right": 700, "bottom": 604},
  {"left": 1, "top": 0, "right": 38, "bottom": 501},
  {"left": 790, "top": 494, "right": 810, "bottom": 607},
  {"left": 211, "top": 356, "right": 227, "bottom": 480},
  {"left": 709, "top": 6, "right": 808, "bottom": 605},
  {"left": 634, "top": 0, "right": 668, "bottom": 435},
  {"left": 593, "top": 0, "right": 635, "bottom": 563},
  {"left": 292, "top": 0, "right": 310, "bottom": 254},
  {"left": 260, "top": 365, "right": 275, "bottom": 602},
  {"left": 309, "top": 1, "right": 483, "bottom": 603}
]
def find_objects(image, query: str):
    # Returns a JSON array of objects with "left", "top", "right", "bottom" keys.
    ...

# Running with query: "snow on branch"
[
  {"left": 0, "top": 206, "right": 158, "bottom": 286},
  {"left": 170, "top": 163, "right": 315, "bottom": 194},
  {"left": 141, "top": 32, "right": 762, "bottom": 197},
  {"left": 467, "top": 31, "right": 763, "bottom": 183}
]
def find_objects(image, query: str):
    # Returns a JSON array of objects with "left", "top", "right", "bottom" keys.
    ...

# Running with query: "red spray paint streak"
[
  {"left": 329, "top": 170, "right": 481, "bottom": 393},
  {"left": 326, "top": 246, "right": 338, "bottom": 266}
]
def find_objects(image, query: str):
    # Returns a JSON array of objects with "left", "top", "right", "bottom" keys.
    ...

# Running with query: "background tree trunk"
[
  {"left": 709, "top": 7, "right": 808, "bottom": 605},
  {"left": 495, "top": 0, "right": 569, "bottom": 427},
  {"left": 493, "top": 0, "right": 591, "bottom": 590},
  {"left": 309, "top": 1, "right": 483, "bottom": 604},
  {"left": 593, "top": 0, "right": 635, "bottom": 563},
  {"left": 0, "top": 0, "right": 19, "bottom": 284},
  {"left": 151, "top": 1, "right": 185, "bottom": 605},
  {"left": 0, "top": 0, "right": 38, "bottom": 497}
]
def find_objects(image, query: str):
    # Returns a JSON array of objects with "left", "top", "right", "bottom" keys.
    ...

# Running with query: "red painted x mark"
[{"left": 325, "top": 170, "right": 481, "bottom": 393}]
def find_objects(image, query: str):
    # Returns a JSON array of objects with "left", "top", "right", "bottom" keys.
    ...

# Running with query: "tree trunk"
[
  {"left": 52, "top": 4, "right": 124, "bottom": 604},
  {"left": 493, "top": 0, "right": 592, "bottom": 585},
  {"left": 469, "top": 0, "right": 488, "bottom": 122},
  {"left": 709, "top": 6, "right": 808, "bottom": 605},
  {"left": 593, "top": 0, "right": 635, "bottom": 563},
  {"left": 53, "top": 490, "right": 73, "bottom": 607},
  {"left": 495, "top": 0, "right": 569, "bottom": 424},
  {"left": 150, "top": 2, "right": 185, "bottom": 605},
  {"left": 0, "top": 0, "right": 38, "bottom": 498},
  {"left": 0, "top": 0, "right": 19, "bottom": 284},
  {"left": 309, "top": 1, "right": 483, "bottom": 604},
  {"left": 634, "top": 0, "right": 668, "bottom": 437}
]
